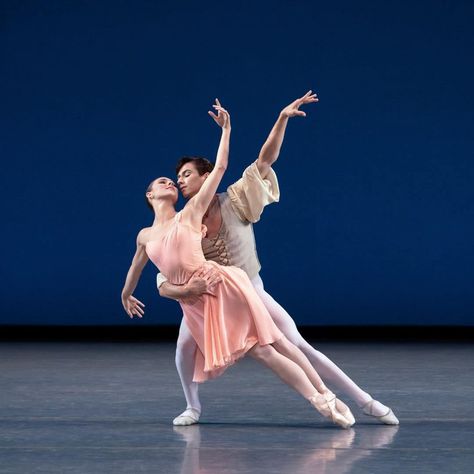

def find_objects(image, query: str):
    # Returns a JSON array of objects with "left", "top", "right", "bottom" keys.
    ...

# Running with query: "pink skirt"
[{"left": 180, "top": 262, "right": 283, "bottom": 382}]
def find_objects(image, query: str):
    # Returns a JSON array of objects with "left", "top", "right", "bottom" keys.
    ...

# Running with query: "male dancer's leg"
[
  {"left": 173, "top": 317, "right": 201, "bottom": 426},
  {"left": 251, "top": 274, "right": 397, "bottom": 422}
]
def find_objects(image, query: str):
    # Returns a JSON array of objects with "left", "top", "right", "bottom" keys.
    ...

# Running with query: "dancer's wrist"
[{"left": 121, "top": 291, "right": 131, "bottom": 301}]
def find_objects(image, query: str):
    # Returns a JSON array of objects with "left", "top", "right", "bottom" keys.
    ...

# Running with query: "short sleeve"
[
  {"left": 226, "top": 161, "right": 280, "bottom": 223},
  {"left": 156, "top": 273, "right": 168, "bottom": 289}
]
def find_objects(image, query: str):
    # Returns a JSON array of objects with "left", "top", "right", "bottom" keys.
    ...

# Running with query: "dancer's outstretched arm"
[
  {"left": 182, "top": 100, "right": 231, "bottom": 229},
  {"left": 121, "top": 229, "right": 148, "bottom": 318},
  {"left": 256, "top": 90, "right": 318, "bottom": 178}
]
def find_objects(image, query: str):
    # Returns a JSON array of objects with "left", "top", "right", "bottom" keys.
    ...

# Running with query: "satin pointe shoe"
[
  {"left": 336, "top": 399, "right": 356, "bottom": 427},
  {"left": 362, "top": 399, "right": 399, "bottom": 425},
  {"left": 309, "top": 391, "right": 353, "bottom": 429}
]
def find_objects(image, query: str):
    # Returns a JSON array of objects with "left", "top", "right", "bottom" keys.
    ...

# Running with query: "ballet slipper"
[
  {"left": 308, "top": 391, "right": 353, "bottom": 429},
  {"left": 362, "top": 399, "right": 399, "bottom": 425},
  {"left": 172, "top": 407, "right": 201, "bottom": 426}
]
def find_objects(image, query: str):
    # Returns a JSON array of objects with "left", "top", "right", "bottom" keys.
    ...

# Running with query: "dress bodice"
[
  {"left": 144, "top": 211, "right": 282, "bottom": 384},
  {"left": 145, "top": 212, "right": 206, "bottom": 285}
]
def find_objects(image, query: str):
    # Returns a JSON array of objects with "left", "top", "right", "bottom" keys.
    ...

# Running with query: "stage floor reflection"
[{"left": 0, "top": 341, "right": 472, "bottom": 473}]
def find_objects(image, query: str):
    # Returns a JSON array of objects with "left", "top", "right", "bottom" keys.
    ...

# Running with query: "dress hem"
[{"left": 193, "top": 337, "right": 261, "bottom": 383}]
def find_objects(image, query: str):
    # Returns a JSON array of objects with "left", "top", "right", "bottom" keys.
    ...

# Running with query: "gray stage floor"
[{"left": 0, "top": 341, "right": 473, "bottom": 473}]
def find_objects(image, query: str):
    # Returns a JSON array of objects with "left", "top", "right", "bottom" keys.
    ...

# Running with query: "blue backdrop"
[{"left": 2, "top": 0, "right": 473, "bottom": 326}]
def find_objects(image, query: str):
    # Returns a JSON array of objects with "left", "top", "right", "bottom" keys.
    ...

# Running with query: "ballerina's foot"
[
  {"left": 172, "top": 407, "right": 201, "bottom": 426},
  {"left": 335, "top": 398, "right": 356, "bottom": 427},
  {"left": 362, "top": 399, "right": 399, "bottom": 425},
  {"left": 309, "top": 391, "right": 353, "bottom": 429}
]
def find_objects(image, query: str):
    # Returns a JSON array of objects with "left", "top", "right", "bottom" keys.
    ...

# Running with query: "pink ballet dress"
[{"left": 146, "top": 211, "right": 283, "bottom": 382}]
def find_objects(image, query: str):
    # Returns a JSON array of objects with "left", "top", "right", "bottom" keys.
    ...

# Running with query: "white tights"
[{"left": 175, "top": 274, "right": 375, "bottom": 414}]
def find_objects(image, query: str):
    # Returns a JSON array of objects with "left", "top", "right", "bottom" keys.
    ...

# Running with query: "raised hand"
[
  {"left": 122, "top": 294, "right": 145, "bottom": 318},
  {"left": 208, "top": 98, "right": 231, "bottom": 129},
  {"left": 280, "top": 90, "right": 318, "bottom": 118}
]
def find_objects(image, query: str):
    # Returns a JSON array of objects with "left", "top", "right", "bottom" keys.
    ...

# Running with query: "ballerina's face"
[
  {"left": 147, "top": 177, "right": 178, "bottom": 204},
  {"left": 176, "top": 162, "right": 209, "bottom": 199}
]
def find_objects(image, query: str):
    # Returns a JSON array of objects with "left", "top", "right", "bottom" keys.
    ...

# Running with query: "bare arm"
[
  {"left": 159, "top": 267, "right": 222, "bottom": 303},
  {"left": 256, "top": 90, "right": 318, "bottom": 178},
  {"left": 184, "top": 100, "right": 231, "bottom": 228},
  {"left": 121, "top": 230, "right": 149, "bottom": 318},
  {"left": 159, "top": 281, "right": 190, "bottom": 300}
]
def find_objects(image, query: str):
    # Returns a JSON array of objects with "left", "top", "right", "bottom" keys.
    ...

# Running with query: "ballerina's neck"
[{"left": 152, "top": 207, "right": 177, "bottom": 226}]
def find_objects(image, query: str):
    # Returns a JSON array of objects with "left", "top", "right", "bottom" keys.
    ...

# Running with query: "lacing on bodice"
[{"left": 202, "top": 230, "right": 231, "bottom": 267}]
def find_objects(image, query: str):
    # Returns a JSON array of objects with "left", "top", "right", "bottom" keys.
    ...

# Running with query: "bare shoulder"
[{"left": 136, "top": 227, "right": 152, "bottom": 246}]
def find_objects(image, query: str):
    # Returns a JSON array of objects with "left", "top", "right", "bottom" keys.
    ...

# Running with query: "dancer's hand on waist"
[{"left": 180, "top": 267, "right": 222, "bottom": 304}]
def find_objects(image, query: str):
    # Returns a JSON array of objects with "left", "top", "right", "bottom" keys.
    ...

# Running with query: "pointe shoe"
[
  {"left": 362, "top": 399, "right": 399, "bottom": 425},
  {"left": 337, "top": 402, "right": 356, "bottom": 427},
  {"left": 172, "top": 407, "right": 201, "bottom": 426},
  {"left": 309, "top": 391, "right": 353, "bottom": 429}
]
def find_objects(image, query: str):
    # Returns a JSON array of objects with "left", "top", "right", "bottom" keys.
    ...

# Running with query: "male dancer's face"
[{"left": 176, "top": 162, "right": 209, "bottom": 200}]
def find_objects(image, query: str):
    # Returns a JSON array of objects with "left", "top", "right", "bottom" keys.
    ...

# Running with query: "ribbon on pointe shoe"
[{"left": 308, "top": 391, "right": 352, "bottom": 429}]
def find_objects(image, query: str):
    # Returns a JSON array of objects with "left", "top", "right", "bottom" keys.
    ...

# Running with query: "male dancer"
[{"left": 158, "top": 92, "right": 399, "bottom": 427}]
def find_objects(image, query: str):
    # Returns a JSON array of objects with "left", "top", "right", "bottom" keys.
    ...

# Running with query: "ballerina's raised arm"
[{"left": 181, "top": 99, "right": 231, "bottom": 230}]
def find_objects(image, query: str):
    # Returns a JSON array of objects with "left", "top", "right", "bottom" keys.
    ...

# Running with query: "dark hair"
[
  {"left": 145, "top": 179, "right": 155, "bottom": 211},
  {"left": 175, "top": 156, "right": 214, "bottom": 176}
]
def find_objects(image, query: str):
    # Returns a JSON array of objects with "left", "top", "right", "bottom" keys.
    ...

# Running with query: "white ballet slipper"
[
  {"left": 172, "top": 408, "right": 201, "bottom": 426},
  {"left": 362, "top": 399, "right": 399, "bottom": 425}
]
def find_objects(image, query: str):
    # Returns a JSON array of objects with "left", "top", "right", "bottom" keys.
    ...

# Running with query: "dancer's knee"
[
  {"left": 248, "top": 344, "right": 275, "bottom": 363},
  {"left": 176, "top": 334, "right": 197, "bottom": 361},
  {"left": 285, "top": 334, "right": 324, "bottom": 360},
  {"left": 273, "top": 335, "right": 295, "bottom": 353}
]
